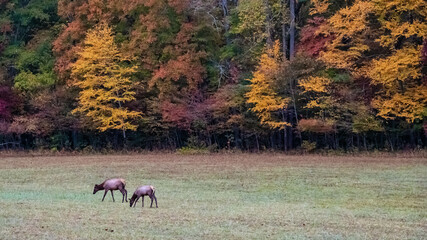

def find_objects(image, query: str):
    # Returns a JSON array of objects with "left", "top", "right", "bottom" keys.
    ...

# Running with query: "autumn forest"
[{"left": 0, "top": 0, "right": 426, "bottom": 152}]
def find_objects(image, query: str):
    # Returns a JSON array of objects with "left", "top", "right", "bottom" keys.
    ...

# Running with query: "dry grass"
[{"left": 0, "top": 154, "right": 426, "bottom": 239}]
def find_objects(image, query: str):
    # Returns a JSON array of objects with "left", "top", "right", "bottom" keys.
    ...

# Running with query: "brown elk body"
[
  {"left": 93, "top": 178, "right": 127, "bottom": 203},
  {"left": 129, "top": 185, "right": 158, "bottom": 208}
]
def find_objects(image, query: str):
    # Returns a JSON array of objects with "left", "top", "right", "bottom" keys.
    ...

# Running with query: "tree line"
[{"left": 0, "top": 0, "right": 426, "bottom": 152}]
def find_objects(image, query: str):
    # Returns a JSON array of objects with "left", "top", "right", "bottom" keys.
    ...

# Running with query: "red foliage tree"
[
  {"left": 54, "top": 0, "right": 121, "bottom": 80},
  {"left": 296, "top": 17, "right": 333, "bottom": 57},
  {"left": 0, "top": 86, "right": 19, "bottom": 121}
]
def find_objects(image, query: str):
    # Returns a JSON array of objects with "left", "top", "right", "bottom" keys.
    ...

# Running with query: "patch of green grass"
[{"left": 0, "top": 154, "right": 426, "bottom": 239}]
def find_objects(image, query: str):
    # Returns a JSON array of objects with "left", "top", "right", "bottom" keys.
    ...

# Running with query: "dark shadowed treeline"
[{"left": 0, "top": 0, "right": 426, "bottom": 152}]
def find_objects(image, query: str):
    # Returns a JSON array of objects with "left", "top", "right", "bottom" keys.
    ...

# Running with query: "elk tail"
[{"left": 150, "top": 185, "right": 156, "bottom": 194}]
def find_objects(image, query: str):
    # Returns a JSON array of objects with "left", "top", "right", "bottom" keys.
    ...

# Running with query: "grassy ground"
[{"left": 0, "top": 154, "right": 426, "bottom": 239}]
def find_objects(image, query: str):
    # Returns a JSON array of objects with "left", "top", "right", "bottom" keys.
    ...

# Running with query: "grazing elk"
[
  {"left": 93, "top": 178, "right": 127, "bottom": 203},
  {"left": 129, "top": 185, "right": 158, "bottom": 208}
]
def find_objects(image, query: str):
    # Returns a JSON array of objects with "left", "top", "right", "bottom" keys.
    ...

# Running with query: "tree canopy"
[{"left": 0, "top": 0, "right": 425, "bottom": 151}]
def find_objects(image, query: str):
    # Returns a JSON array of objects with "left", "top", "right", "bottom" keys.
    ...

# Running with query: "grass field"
[{"left": 0, "top": 154, "right": 426, "bottom": 239}]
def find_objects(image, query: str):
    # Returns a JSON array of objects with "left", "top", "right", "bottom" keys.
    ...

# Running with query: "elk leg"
[
  {"left": 150, "top": 195, "right": 153, "bottom": 208},
  {"left": 120, "top": 189, "right": 125, "bottom": 203},
  {"left": 141, "top": 196, "right": 144, "bottom": 208},
  {"left": 119, "top": 186, "right": 128, "bottom": 203},
  {"left": 102, "top": 190, "right": 108, "bottom": 201},
  {"left": 110, "top": 190, "right": 115, "bottom": 202},
  {"left": 153, "top": 193, "right": 158, "bottom": 208},
  {"left": 133, "top": 197, "right": 140, "bottom": 207}
]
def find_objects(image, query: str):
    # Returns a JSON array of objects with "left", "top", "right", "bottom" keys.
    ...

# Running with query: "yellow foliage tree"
[
  {"left": 299, "top": 76, "right": 331, "bottom": 94},
  {"left": 72, "top": 22, "right": 141, "bottom": 138},
  {"left": 298, "top": 75, "right": 337, "bottom": 132},
  {"left": 373, "top": 0, "right": 427, "bottom": 48},
  {"left": 319, "top": 0, "right": 374, "bottom": 70},
  {"left": 309, "top": 0, "right": 329, "bottom": 15},
  {"left": 299, "top": 76, "right": 333, "bottom": 110},
  {"left": 318, "top": 0, "right": 427, "bottom": 123},
  {"left": 370, "top": 47, "right": 422, "bottom": 87},
  {"left": 246, "top": 41, "right": 289, "bottom": 129},
  {"left": 368, "top": 0, "right": 427, "bottom": 122},
  {"left": 372, "top": 86, "right": 427, "bottom": 123}
]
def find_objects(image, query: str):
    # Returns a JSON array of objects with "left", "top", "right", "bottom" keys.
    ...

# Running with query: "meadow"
[{"left": 0, "top": 154, "right": 426, "bottom": 239}]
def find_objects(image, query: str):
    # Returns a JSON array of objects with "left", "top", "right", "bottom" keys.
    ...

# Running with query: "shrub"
[{"left": 301, "top": 140, "right": 317, "bottom": 153}]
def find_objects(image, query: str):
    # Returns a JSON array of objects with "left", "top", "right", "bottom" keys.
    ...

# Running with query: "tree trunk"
[
  {"left": 410, "top": 127, "right": 416, "bottom": 148},
  {"left": 324, "top": 133, "right": 327, "bottom": 149},
  {"left": 374, "top": 133, "right": 379, "bottom": 149},
  {"left": 221, "top": 0, "right": 230, "bottom": 43},
  {"left": 281, "top": 0, "right": 288, "bottom": 59},
  {"left": 357, "top": 134, "right": 360, "bottom": 149},
  {"left": 289, "top": 0, "right": 296, "bottom": 59},
  {"left": 335, "top": 132, "right": 339, "bottom": 149},
  {"left": 282, "top": 24, "right": 288, "bottom": 59},
  {"left": 233, "top": 126, "right": 241, "bottom": 149},
  {"left": 208, "top": 134, "right": 212, "bottom": 146},
  {"left": 255, "top": 134, "right": 260, "bottom": 152},
  {"left": 89, "top": 134, "right": 96, "bottom": 150},
  {"left": 289, "top": 80, "right": 302, "bottom": 144},
  {"left": 363, "top": 134, "right": 367, "bottom": 151},
  {"left": 386, "top": 131, "right": 394, "bottom": 151},
  {"left": 282, "top": 110, "right": 287, "bottom": 151},
  {"left": 72, "top": 130, "right": 78, "bottom": 150},
  {"left": 175, "top": 129, "right": 181, "bottom": 148},
  {"left": 270, "top": 133, "right": 275, "bottom": 149},
  {"left": 241, "top": 132, "right": 246, "bottom": 150},
  {"left": 122, "top": 128, "right": 126, "bottom": 140},
  {"left": 264, "top": 0, "right": 274, "bottom": 48},
  {"left": 122, "top": 128, "right": 127, "bottom": 149},
  {"left": 113, "top": 130, "right": 119, "bottom": 149}
]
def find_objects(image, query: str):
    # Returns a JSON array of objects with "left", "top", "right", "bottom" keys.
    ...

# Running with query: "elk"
[
  {"left": 129, "top": 185, "right": 158, "bottom": 208},
  {"left": 93, "top": 178, "right": 127, "bottom": 203}
]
